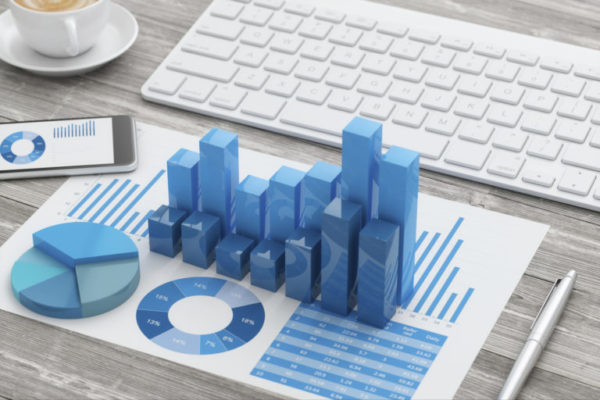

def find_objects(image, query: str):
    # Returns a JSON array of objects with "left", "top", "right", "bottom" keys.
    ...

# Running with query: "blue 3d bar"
[
  {"left": 285, "top": 228, "right": 321, "bottom": 303},
  {"left": 236, "top": 175, "right": 269, "bottom": 242},
  {"left": 181, "top": 211, "right": 221, "bottom": 268},
  {"left": 303, "top": 161, "right": 341, "bottom": 231},
  {"left": 167, "top": 149, "right": 200, "bottom": 213},
  {"left": 147, "top": 205, "right": 188, "bottom": 257},
  {"left": 268, "top": 166, "right": 305, "bottom": 242}
]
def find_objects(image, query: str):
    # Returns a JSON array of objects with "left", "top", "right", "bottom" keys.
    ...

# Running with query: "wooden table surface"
[{"left": 1, "top": 0, "right": 600, "bottom": 398}]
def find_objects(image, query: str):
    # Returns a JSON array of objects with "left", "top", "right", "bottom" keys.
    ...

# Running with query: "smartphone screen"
[{"left": 0, "top": 117, "right": 115, "bottom": 172}]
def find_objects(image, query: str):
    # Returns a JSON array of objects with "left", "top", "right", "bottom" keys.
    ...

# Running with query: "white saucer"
[{"left": 0, "top": 3, "right": 138, "bottom": 77}]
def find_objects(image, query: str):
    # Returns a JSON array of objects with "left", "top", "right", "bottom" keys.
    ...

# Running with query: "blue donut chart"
[
  {"left": 1, "top": 131, "right": 45, "bottom": 164},
  {"left": 137, "top": 277, "right": 265, "bottom": 355}
]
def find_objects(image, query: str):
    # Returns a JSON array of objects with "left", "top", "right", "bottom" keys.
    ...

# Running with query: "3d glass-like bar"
[
  {"left": 167, "top": 148, "right": 200, "bottom": 214},
  {"left": 236, "top": 175, "right": 269, "bottom": 242}
]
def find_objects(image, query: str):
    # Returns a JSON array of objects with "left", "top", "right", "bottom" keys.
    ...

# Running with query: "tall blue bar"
[
  {"left": 167, "top": 149, "right": 201, "bottom": 213},
  {"left": 236, "top": 175, "right": 269, "bottom": 242},
  {"left": 320, "top": 198, "right": 363, "bottom": 315},
  {"left": 181, "top": 211, "right": 221, "bottom": 268},
  {"left": 148, "top": 205, "right": 188, "bottom": 257},
  {"left": 269, "top": 166, "right": 305, "bottom": 242},
  {"left": 379, "top": 146, "right": 420, "bottom": 306},
  {"left": 341, "top": 117, "right": 382, "bottom": 225},
  {"left": 304, "top": 161, "right": 341, "bottom": 231},
  {"left": 285, "top": 228, "right": 321, "bottom": 303},
  {"left": 357, "top": 219, "right": 399, "bottom": 328},
  {"left": 200, "top": 128, "right": 239, "bottom": 236}
]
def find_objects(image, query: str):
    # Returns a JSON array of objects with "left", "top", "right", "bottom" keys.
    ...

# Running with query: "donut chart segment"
[{"left": 1, "top": 131, "right": 45, "bottom": 164}]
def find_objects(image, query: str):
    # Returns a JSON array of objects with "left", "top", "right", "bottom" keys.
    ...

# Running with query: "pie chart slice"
[{"left": 11, "top": 222, "right": 140, "bottom": 319}]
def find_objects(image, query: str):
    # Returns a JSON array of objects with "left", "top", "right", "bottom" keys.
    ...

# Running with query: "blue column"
[
  {"left": 148, "top": 205, "right": 188, "bottom": 257},
  {"left": 167, "top": 149, "right": 201, "bottom": 213},
  {"left": 216, "top": 234, "right": 255, "bottom": 280},
  {"left": 250, "top": 239, "right": 285, "bottom": 292},
  {"left": 357, "top": 219, "right": 399, "bottom": 328},
  {"left": 379, "top": 146, "right": 420, "bottom": 306},
  {"left": 320, "top": 198, "right": 363, "bottom": 315},
  {"left": 236, "top": 175, "right": 269, "bottom": 242},
  {"left": 341, "top": 117, "right": 382, "bottom": 225},
  {"left": 304, "top": 161, "right": 341, "bottom": 231},
  {"left": 285, "top": 228, "right": 321, "bottom": 303},
  {"left": 181, "top": 211, "right": 221, "bottom": 268},
  {"left": 200, "top": 128, "right": 239, "bottom": 236},
  {"left": 269, "top": 166, "right": 305, "bottom": 242}
]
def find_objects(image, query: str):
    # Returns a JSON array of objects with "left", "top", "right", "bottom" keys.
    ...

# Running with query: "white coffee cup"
[{"left": 9, "top": 0, "right": 111, "bottom": 58}]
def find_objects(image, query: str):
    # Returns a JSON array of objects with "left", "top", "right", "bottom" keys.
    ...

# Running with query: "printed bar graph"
[
  {"left": 131, "top": 210, "right": 155, "bottom": 235},
  {"left": 303, "top": 161, "right": 341, "bottom": 231},
  {"left": 110, "top": 170, "right": 165, "bottom": 228},
  {"left": 101, "top": 184, "right": 140, "bottom": 225},
  {"left": 167, "top": 149, "right": 200, "bottom": 213},
  {"left": 53, "top": 120, "right": 96, "bottom": 138},
  {"left": 89, "top": 179, "right": 131, "bottom": 223},
  {"left": 235, "top": 175, "right": 269, "bottom": 242},
  {"left": 450, "top": 288, "right": 474, "bottom": 323},
  {"left": 120, "top": 211, "right": 140, "bottom": 232},
  {"left": 438, "top": 293, "right": 457, "bottom": 320},
  {"left": 268, "top": 166, "right": 304, "bottom": 243},
  {"left": 78, "top": 179, "right": 118, "bottom": 220},
  {"left": 426, "top": 267, "right": 459, "bottom": 317},
  {"left": 68, "top": 183, "right": 101, "bottom": 217}
]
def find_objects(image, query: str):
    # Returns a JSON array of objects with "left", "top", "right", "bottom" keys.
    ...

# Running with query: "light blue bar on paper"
[
  {"left": 450, "top": 288, "right": 474, "bottom": 323},
  {"left": 110, "top": 169, "right": 165, "bottom": 227},
  {"left": 131, "top": 210, "right": 155, "bottom": 235},
  {"left": 321, "top": 198, "right": 362, "bottom": 315},
  {"left": 379, "top": 146, "right": 420, "bottom": 306},
  {"left": 101, "top": 184, "right": 140, "bottom": 225},
  {"left": 303, "top": 161, "right": 341, "bottom": 231},
  {"left": 439, "top": 293, "right": 457, "bottom": 320},
  {"left": 415, "top": 231, "right": 427, "bottom": 250},
  {"left": 414, "top": 240, "right": 463, "bottom": 313},
  {"left": 68, "top": 183, "right": 101, "bottom": 217},
  {"left": 90, "top": 179, "right": 131, "bottom": 222},
  {"left": 78, "top": 179, "right": 118, "bottom": 220},
  {"left": 426, "top": 267, "right": 459, "bottom": 317},
  {"left": 341, "top": 117, "right": 382, "bottom": 225},
  {"left": 167, "top": 148, "right": 201, "bottom": 213},
  {"left": 142, "top": 229, "right": 149, "bottom": 237},
  {"left": 269, "top": 166, "right": 305, "bottom": 242},
  {"left": 285, "top": 227, "right": 321, "bottom": 302},
  {"left": 357, "top": 219, "right": 399, "bottom": 328},
  {"left": 120, "top": 211, "right": 139, "bottom": 232},
  {"left": 235, "top": 175, "right": 269, "bottom": 242}
]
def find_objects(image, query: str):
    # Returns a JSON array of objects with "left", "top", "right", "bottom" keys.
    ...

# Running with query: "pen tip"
[{"left": 567, "top": 270, "right": 577, "bottom": 280}]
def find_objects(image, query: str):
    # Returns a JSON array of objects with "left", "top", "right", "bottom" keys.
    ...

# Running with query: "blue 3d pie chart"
[{"left": 1, "top": 131, "right": 46, "bottom": 164}]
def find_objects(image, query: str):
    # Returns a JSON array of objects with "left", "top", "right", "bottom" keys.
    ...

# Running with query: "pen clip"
[{"left": 531, "top": 278, "right": 561, "bottom": 330}]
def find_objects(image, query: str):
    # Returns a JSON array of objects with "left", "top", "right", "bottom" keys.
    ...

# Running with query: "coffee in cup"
[{"left": 13, "top": 0, "right": 99, "bottom": 13}]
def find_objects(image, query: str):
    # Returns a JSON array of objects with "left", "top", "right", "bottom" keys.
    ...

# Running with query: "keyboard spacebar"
[{"left": 280, "top": 102, "right": 353, "bottom": 136}]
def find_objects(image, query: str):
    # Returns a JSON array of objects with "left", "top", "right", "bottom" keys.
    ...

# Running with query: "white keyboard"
[{"left": 142, "top": 0, "right": 600, "bottom": 212}]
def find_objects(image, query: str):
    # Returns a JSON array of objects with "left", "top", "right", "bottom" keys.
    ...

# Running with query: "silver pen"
[{"left": 498, "top": 269, "right": 577, "bottom": 400}]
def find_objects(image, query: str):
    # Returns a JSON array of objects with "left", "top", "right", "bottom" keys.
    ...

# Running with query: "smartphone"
[{"left": 0, "top": 115, "right": 137, "bottom": 180}]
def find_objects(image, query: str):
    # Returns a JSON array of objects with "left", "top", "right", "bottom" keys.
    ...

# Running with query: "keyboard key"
[
  {"left": 441, "top": 36, "right": 473, "bottom": 51},
  {"left": 330, "top": 48, "right": 365, "bottom": 68},
  {"left": 457, "top": 77, "right": 492, "bottom": 98},
  {"left": 346, "top": 15, "right": 377, "bottom": 30},
  {"left": 269, "top": 13, "right": 302, "bottom": 33},
  {"left": 506, "top": 50, "right": 538, "bottom": 66},
  {"left": 280, "top": 102, "right": 353, "bottom": 135},
  {"left": 254, "top": 0, "right": 284, "bottom": 10},
  {"left": 458, "top": 121, "right": 494, "bottom": 144},
  {"left": 492, "top": 128, "right": 528, "bottom": 152},
  {"left": 235, "top": 69, "right": 269, "bottom": 89},
  {"left": 390, "top": 40, "right": 424, "bottom": 61},
  {"left": 485, "top": 61, "right": 520, "bottom": 82},
  {"left": 325, "top": 67, "right": 361, "bottom": 89},
  {"left": 421, "top": 47, "right": 456, "bottom": 68},
  {"left": 296, "top": 84, "right": 331, "bottom": 105},
  {"left": 389, "top": 84, "right": 423, "bottom": 105},
  {"left": 265, "top": 76, "right": 300, "bottom": 97},
  {"left": 356, "top": 74, "right": 392, "bottom": 96},
  {"left": 209, "top": 86, "right": 247, "bottom": 110},
  {"left": 392, "top": 106, "right": 428, "bottom": 128},
  {"left": 487, "top": 153, "right": 525, "bottom": 178},
  {"left": 425, "top": 69, "right": 459, "bottom": 90},
  {"left": 315, "top": 8, "right": 345, "bottom": 23},
  {"left": 555, "top": 120, "right": 590, "bottom": 143},
  {"left": 540, "top": 58, "right": 572, "bottom": 73},
  {"left": 239, "top": 6, "right": 273, "bottom": 26},
  {"left": 517, "top": 69, "right": 552, "bottom": 90},
  {"left": 183, "top": 35, "right": 238, "bottom": 61},
  {"left": 376, "top": 22, "right": 408, "bottom": 38},
  {"left": 385, "top": 130, "right": 449, "bottom": 160},
  {"left": 241, "top": 92, "right": 286, "bottom": 119},
  {"left": 592, "top": 129, "right": 600, "bottom": 148},
  {"left": 408, "top": 29, "right": 440, "bottom": 44},
  {"left": 421, "top": 89, "right": 456, "bottom": 112},
  {"left": 426, "top": 112, "right": 461, "bottom": 136},
  {"left": 526, "top": 137, "right": 562, "bottom": 160},
  {"left": 328, "top": 90, "right": 363, "bottom": 112},
  {"left": 562, "top": 145, "right": 600, "bottom": 172},
  {"left": 393, "top": 62, "right": 428, "bottom": 83},
  {"left": 178, "top": 78, "right": 216, "bottom": 103},
  {"left": 453, "top": 97, "right": 488, "bottom": 120},
  {"left": 233, "top": 47, "right": 268, "bottom": 67},
  {"left": 574, "top": 65, "right": 600, "bottom": 81},
  {"left": 263, "top": 54, "right": 298, "bottom": 74},
  {"left": 240, "top": 27, "right": 273, "bottom": 47},
  {"left": 295, "top": 61, "right": 329, "bottom": 82},
  {"left": 270, "top": 34, "right": 304, "bottom": 54},
  {"left": 487, "top": 104, "right": 522, "bottom": 127},
  {"left": 557, "top": 99, "right": 592, "bottom": 121},
  {"left": 523, "top": 91, "right": 557, "bottom": 113},
  {"left": 359, "top": 33, "right": 394, "bottom": 54},
  {"left": 298, "top": 20, "right": 333, "bottom": 40},
  {"left": 284, "top": 1, "right": 315, "bottom": 16},
  {"left": 210, "top": 1, "right": 244, "bottom": 20},
  {"left": 360, "top": 98, "right": 395, "bottom": 120},
  {"left": 196, "top": 18, "right": 244, "bottom": 40},
  {"left": 592, "top": 109, "right": 600, "bottom": 125},
  {"left": 362, "top": 55, "right": 396, "bottom": 76},
  {"left": 148, "top": 70, "right": 186, "bottom": 95},
  {"left": 551, "top": 76, "right": 586, "bottom": 97},
  {"left": 522, "top": 169, "right": 555, "bottom": 187},
  {"left": 520, "top": 112, "right": 555, "bottom": 135},
  {"left": 453, "top": 54, "right": 487, "bottom": 75},
  {"left": 490, "top": 84, "right": 525, "bottom": 105},
  {"left": 558, "top": 168, "right": 596, "bottom": 196},
  {"left": 473, "top": 42, "right": 505, "bottom": 59},
  {"left": 329, "top": 26, "right": 363, "bottom": 46},
  {"left": 444, "top": 142, "right": 490, "bottom": 170},
  {"left": 168, "top": 53, "right": 239, "bottom": 83},
  {"left": 584, "top": 83, "right": 600, "bottom": 102}
]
